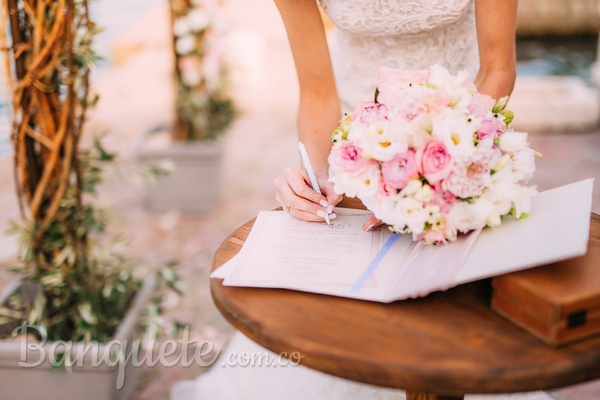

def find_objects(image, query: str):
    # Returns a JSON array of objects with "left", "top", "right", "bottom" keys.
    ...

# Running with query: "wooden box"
[{"left": 492, "top": 240, "right": 600, "bottom": 346}]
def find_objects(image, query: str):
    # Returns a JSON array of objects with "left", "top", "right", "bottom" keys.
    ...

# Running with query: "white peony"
[
  {"left": 447, "top": 201, "right": 486, "bottom": 233},
  {"left": 512, "top": 145, "right": 536, "bottom": 182},
  {"left": 498, "top": 131, "right": 528, "bottom": 153},
  {"left": 428, "top": 65, "right": 454, "bottom": 89}
]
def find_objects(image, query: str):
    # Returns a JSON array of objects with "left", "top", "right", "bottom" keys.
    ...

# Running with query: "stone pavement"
[{"left": 0, "top": 0, "right": 599, "bottom": 399}]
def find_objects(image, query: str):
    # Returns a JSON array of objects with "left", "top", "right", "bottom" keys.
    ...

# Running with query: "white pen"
[{"left": 298, "top": 142, "right": 331, "bottom": 225}]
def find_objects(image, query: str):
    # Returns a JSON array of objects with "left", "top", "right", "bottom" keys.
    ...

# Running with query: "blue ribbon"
[{"left": 350, "top": 232, "right": 401, "bottom": 293}]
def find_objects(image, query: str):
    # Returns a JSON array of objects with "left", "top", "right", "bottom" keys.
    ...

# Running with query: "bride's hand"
[
  {"left": 274, "top": 167, "right": 342, "bottom": 222},
  {"left": 362, "top": 216, "right": 385, "bottom": 232}
]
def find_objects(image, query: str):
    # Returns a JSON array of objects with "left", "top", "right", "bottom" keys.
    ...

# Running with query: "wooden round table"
[{"left": 210, "top": 203, "right": 600, "bottom": 400}]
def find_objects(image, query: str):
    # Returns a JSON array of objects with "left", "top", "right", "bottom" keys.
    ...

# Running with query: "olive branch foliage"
[{"left": 0, "top": 0, "right": 183, "bottom": 343}]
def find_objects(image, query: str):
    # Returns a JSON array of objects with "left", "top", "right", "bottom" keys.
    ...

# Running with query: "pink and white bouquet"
[{"left": 328, "top": 65, "right": 539, "bottom": 245}]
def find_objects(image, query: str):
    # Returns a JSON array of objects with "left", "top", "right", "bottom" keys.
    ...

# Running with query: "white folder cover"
[{"left": 213, "top": 179, "right": 594, "bottom": 302}]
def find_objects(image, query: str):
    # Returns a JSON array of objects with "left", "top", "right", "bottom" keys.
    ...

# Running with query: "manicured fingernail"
[
  {"left": 327, "top": 205, "right": 334, "bottom": 214},
  {"left": 365, "top": 223, "right": 375, "bottom": 232},
  {"left": 320, "top": 200, "right": 329, "bottom": 207},
  {"left": 316, "top": 210, "right": 326, "bottom": 218},
  {"left": 329, "top": 213, "right": 337, "bottom": 219}
]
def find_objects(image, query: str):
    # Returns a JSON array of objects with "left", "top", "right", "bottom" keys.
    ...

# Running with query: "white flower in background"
[
  {"left": 187, "top": 8, "right": 210, "bottom": 31},
  {"left": 173, "top": 17, "right": 190, "bottom": 37},
  {"left": 182, "top": 69, "right": 201, "bottom": 86},
  {"left": 498, "top": 131, "right": 528, "bottom": 153},
  {"left": 203, "top": 49, "right": 223, "bottom": 91},
  {"left": 175, "top": 35, "right": 196, "bottom": 55},
  {"left": 512, "top": 145, "right": 536, "bottom": 182},
  {"left": 178, "top": 56, "right": 201, "bottom": 86}
]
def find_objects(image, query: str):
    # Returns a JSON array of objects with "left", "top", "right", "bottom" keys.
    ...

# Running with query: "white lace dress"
[
  {"left": 171, "top": 2, "right": 554, "bottom": 399},
  {"left": 322, "top": 0, "right": 480, "bottom": 114}
]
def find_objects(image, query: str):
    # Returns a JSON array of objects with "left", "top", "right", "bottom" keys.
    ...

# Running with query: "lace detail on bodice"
[{"left": 319, "top": 0, "right": 479, "bottom": 113}]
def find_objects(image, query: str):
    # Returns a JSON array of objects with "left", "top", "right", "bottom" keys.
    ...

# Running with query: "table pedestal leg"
[{"left": 406, "top": 391, "right": 464, "bottom": 400}]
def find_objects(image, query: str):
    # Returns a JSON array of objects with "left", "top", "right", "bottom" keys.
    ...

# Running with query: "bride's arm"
[
  {"left": 473, "top": 0, "right": 519, "bottom": 100},
  {"left": 273, "top": 0, "right": 342, "bottom": 222}
]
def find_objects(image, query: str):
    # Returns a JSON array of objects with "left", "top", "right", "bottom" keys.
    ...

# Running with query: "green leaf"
[
  {"left": 374, "top": 87, "right": 380, "bottom": 104},
  {"left": 499, "top": 109, "right": 514, "bottom": 126},
  {"left": 493, "top": 96, "right": 509, "bottom": 112}
]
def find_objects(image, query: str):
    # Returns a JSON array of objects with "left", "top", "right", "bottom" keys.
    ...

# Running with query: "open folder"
[{"left": 212, "top": 179, "right": 594, "bottom": 303}]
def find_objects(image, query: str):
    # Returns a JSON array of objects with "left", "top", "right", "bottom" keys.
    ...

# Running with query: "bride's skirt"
[{"left": 170, "top": 332, "right": 556, "bottom": 400}]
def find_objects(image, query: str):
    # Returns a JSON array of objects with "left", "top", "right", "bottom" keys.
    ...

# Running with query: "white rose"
[
  {"left": 353, "top": 166, "right": 380, "bottom": 198},
  {"left": 414, "top": 184, "right": 434, "bottom": 203},
  {"left": 175, "top": 35, "right": 196, "bottom": 55},
  {"left": 498, "top": 131, "right": 528, "bottom": 153},
  {"left": 512, "top": 145, "right": 536, "bottom": 182},
  {"left": 375, "top": 197, "right": 403, "bottom": 227},
  {"left": 447, "top": 201, "right": 486, "bottom": 233},
  {"left": 329, "top": 172, "right": 355, "bottom": 197},
  {"left": 395, "top": 197, "right": 427, "bottom": 234},
  {"left": 399, "top": 179, "right": 422, "bottom": 197},
  {"left": 471, "top": 198, "right": 496, "bottom": 228}
]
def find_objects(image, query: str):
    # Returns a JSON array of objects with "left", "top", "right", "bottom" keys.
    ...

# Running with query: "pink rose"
[
  {"left": 360, "top": 103, "right": 388, "bottom": 125},
  {"left": 477, "top": 117, "right": 506, "bottom": 140},
  {"left": 351, "top": 99, "right": 374, "bottom": 121},
  {"left": 467, "top": 93, "right": 494, "bottom": 120},
  {"left": 381, "top": 150, "right": 419, "bottom": 190},
  {"left": 427, "top": 189, "right": 457, "bottom": 214},
  {"left": 416, "top": 139, "right": 453, "bottom": 185},
  {"left": 328, "top": 142, "right": 372, "bottom": 176},
  {"left": 377, "top": 178, "right": 394, "bottom": 199},
  {"left": 376, "top": 66, "right": 430, "bottom": 87}
]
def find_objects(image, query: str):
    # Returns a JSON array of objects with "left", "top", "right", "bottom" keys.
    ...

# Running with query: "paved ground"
[{"left": 0, "top": 0, "right": 600, "bottom": 399}]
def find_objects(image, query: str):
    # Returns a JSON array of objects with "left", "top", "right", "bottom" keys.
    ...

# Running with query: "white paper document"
[{"left": 213, "top": 179, "right": 594, "bottom": 302}]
